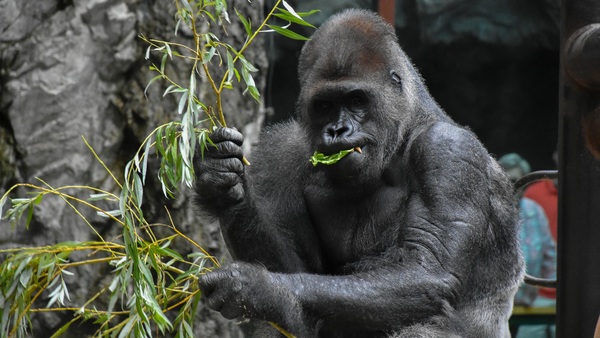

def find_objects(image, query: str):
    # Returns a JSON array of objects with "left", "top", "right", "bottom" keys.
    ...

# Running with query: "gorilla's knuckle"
[
  {"left": 227, "top": 184, "right": 245, "bottom": 201},
  {"left": 211, "top": 127, "right": 244, "bottom": 146},
  {"left": 222, "top": 157, "right": 244, "bottom": 173},
  {"left": 219, "top": 141, "right": 243, "bottom": 157}
]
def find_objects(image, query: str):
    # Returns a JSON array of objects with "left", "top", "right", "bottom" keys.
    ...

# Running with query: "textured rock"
[{"left": 0, "top": 0, "right": 267, "bottom": 336}]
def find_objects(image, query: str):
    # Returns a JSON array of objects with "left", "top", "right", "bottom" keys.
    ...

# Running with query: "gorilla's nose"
[{"left": 325, "top": 122, "right": 353, "bottom": 141}]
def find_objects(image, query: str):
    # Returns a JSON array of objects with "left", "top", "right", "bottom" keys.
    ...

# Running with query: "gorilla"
[{"left": 194, "top": 9, "right": 523, "bottom": 338}]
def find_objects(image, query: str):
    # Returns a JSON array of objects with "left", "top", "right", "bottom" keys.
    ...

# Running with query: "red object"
[
  {"left": 524, "top": 179, "right": 558, "bottom": 299},
  {"left": 524, "top": 180, "right": 558, "bottom": 241},
  {"left": 378, "top": 0, "right": 396, "bottom": 25}
]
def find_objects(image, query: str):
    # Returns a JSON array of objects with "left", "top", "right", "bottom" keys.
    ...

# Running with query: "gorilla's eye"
[
  {"left": 314, "top": 100, "right": 333, "bottom": 111},
  {"left": 348, "top": 91, "right": 368, "bottom": 108}
]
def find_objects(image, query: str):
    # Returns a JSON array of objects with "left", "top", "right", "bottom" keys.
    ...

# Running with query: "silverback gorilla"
[{"left": 194, "top": 9, "right": 523, "bottom": 338}]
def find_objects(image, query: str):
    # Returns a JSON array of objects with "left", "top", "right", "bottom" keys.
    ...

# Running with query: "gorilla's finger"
[
  {"left": 213, "top": 158, "right": 244, "bottom": 174},
  {"left": 197, "top": 172, "right": 241, "bottom": 189},
  {"left": 210, "top": 127, "right": 244, "bottom": 146},
  {"left": 198, "top": 158, "right": 244, "bottom": 177},
  {"left": 204, "top": 140, "right": 244, "bottom": 159},
  {"left": 198, "top": 273, "right": 218, "bottom": 297},
  {"left": 225, "top": 183, "right": 245, "bottom": 202}
]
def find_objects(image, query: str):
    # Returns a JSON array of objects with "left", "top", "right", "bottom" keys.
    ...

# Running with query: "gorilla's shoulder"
[
  {"left": 411, "top": 121, "right": 490, "bottom": 168},
  {"left": 418, "top": 121, "right": 483, "bottom": 151}
]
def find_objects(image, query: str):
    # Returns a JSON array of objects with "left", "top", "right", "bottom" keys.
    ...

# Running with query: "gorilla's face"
[
  {"left": 296, "top": 12, "right": 408, "bottom": 187},
  {"left": 303, "top": 82, "right": 383, "bottom": 183}
]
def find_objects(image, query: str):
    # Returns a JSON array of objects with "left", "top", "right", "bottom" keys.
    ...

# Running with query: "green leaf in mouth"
[{"left": 309, "top": 147, "right": 362, "bottom": 166}]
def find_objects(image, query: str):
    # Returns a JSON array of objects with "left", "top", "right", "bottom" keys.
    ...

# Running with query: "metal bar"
[{"left": 557, "top": 1, "right": 600, "bottom": 337}]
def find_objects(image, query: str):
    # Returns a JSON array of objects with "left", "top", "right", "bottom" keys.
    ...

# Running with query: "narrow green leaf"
[
  {"left": 174, "top": 18, "right": 182, "bottom": 36},
  {"left": 25, "top": 202, "right": 34, "bottom": 229},
  {"left": 141, "top": 138, "right": 151, "bottom": 184},
  {"left": 204, "top": 46, "right": 216, "bottom": 64},
  {"left": 118, "top": 184, "right": 128, "bottom": 219},
  {"left": 164, "top": 42, "right": 173, "bottom": 59},
  {"left": 233, "top": 68, "right": 241, "bottom": 82},
  {"left": 19, "top": 268, "right": 32, "bottom": 288},
  {"left": 163, "top": 84, "right": 177, "bottom": 97},
  {"left": 273, "top": 9, "right": 316, "bottom": 28},
  {"left": 203, "top": 10, "right": 216, "bottom": 23},
  {"left": 138, "top": 263, "right": 154, "bottom": 288},
  {"left": 156, "top": 126, "right": 166, "bottom": 157},
  {"left": 134, "top": 153, "right": 141, "bottom": 173},
  {"left": 117, "top": 316, "right": 136, "bottom": 338},
  {"left": 189, "top": 72, "right": 196, "bottom": 103},
  {"left": 96, "top": 209, "right": 122, "bottom": 218},
  {"left": 181, "top": 0, "right": 193, "bottom": 13},
  {"left": 88, "top": 193, "right": 112, "bottom": 202},
  {"left": 145, "top": 46, "right": 151, "bottom": 60},
  {"left": 124, "top": 160, "right": 134, "bottom": 190},
  {"left": 241, "top": 67, "right": 260, "bottom": 102},
  {"left": 266, "top": 24, "right": 310, "bottom": 41},
  {"left": 182, "top": 321, "right": 194, "bottom": 338},
  {"left": 144, "top": 75, "right": 162, "bottom": 98},
  {"left": 37, "top": 254, "right": 54, "bottom": 279},
  {"left": 0, "top": 196, "right": 6, "bottom": 219},
  {"left": 296, "top": 9, "right": 321, "bottom": 17},
  {"left": 160, "top": 53, "right": 168, "bottom": 73},
  {"left": 310, "top": 148, "right": 356, "bottom": 166},
  {"left": 226, "top": 51, "right": 235, "bottom": 85},
  {"left": 238, "top": 54, "right": 258, "bottom": 72},
  {"left": 155, "top": 246, "right": 183, "bottom": 261},
  {"left": 49, "top": 320, "right": 73, "bottom": 338},
  {"left": 281, "top": 1, "right": 303, "bottom": 21},
  {"left": 133, "top": 174, "right": 143, "bottom": 208},
  {"left": 235, "top": 8, "right": 253, "bottom": 36},
  {"left": 178, "top": 91, "right": 188, "bottom": 115}
]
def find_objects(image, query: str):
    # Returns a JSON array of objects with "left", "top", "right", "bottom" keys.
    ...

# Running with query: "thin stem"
[
  {"left": 164, "top": 206, "right": 220, "bottom": 268},
  {"left": 4, "top": 183, "right": 125, "bottom": 226},
  {"left": 217, "top": 0, "right": 283, "bottom": 94},
  {"left": 83, "top": 136, "right": 122, "bottom": 190}
]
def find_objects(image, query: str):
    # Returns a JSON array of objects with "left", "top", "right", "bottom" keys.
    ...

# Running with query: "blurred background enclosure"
[{"left": 0, "top": 0, "right": 559, "bottom": 336}]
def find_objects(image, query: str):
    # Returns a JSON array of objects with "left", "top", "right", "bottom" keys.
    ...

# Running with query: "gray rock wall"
[{"left": 0, "top": 0, "right": 267, "bottom": 336}]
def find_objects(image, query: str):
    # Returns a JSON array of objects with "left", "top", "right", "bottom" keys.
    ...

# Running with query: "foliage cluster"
[{"left": 0, "top": 1, "right": 315, "bottom": 337}]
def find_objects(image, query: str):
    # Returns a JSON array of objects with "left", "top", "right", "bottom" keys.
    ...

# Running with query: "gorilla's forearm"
[
  {"left": 274, "top": 267, "right": 457, "bottom": 330},
  {"left": 217, "top": 203, "right": 318, "bottom": 273}
]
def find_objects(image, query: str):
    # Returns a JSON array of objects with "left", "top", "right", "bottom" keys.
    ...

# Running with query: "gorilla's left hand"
[
  {"left": 199, "top": 262, "right": 270, "bottom": 320},
  {"left": 199, "top": 262, "right": 313, "bottom": 336}
]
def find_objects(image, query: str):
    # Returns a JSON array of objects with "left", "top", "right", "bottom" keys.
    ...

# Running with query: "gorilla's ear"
[{"left": 390, "top": 70, "right": 402, "bottom": 86}]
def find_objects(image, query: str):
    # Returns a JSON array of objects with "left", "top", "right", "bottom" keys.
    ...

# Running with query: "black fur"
[{"left": 194, "top": 9, "right": 523, "bottom": 338}]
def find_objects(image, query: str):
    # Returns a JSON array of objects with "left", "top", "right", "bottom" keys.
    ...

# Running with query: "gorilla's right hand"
[{"left": 195, "top": 127, "right": 246, "bottom": 213}]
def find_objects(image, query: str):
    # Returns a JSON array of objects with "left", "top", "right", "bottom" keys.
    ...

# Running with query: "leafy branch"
[{"left": 0, "top": 1, "right": 315, "bottom": 337}]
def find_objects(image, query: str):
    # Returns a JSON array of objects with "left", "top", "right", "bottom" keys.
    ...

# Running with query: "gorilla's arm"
[{"left": 195, "top": 126, "right": 320, "bottom": 273}]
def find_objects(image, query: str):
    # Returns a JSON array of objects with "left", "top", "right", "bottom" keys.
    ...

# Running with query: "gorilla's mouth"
[
  {"left": 310, "top": 145, "right": 365, "bottom": 167},
  {"left": 318, "top": 140, "right": 366, "bottom": 155},
  {"left": 320, "top": 145, "right": 364, "bottom": 157}
]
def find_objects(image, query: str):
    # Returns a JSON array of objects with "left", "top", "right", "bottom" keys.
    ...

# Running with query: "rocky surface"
[{"left": 0, "top": 0, "right": 267, "bottom": 336}]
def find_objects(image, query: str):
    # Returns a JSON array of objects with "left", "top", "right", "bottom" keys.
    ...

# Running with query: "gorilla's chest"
[{"left": 304, "top": 185, "right": 405, "bottom": 270}]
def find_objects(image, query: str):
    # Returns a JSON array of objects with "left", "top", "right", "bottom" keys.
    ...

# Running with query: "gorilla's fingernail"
[{"left": 354, "top": 146, "right": 362, "bottom": 154}]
